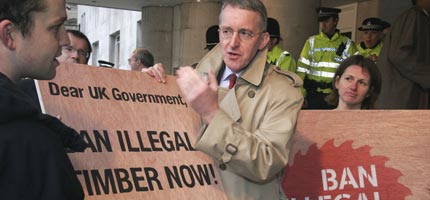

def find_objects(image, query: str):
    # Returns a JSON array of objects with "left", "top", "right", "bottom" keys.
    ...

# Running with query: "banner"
[
  {"left": 37, "top": 64, "right": 430, "bottom": 200},
  {"left": 283, "top": 110, "right": 430, "bottom": 200},
  {"left": 36, "top": 63, "right": 227, "bottom": 200}
]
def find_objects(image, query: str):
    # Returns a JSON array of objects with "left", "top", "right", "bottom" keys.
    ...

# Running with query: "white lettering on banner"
[
  {"left": 289, "top": 192, "right": 380, "bottom": 200},
  {"left": 339, "top": 168, "right": 359, "bottom": 190},
  {"left": 358, "top": 165, "right": 378, "bottom": 188},
  {"left": 321, "top": 165, "right": 378, "bottom": 191},
  {"left": 322, "top": 169, "right": 338, "bottom": 191}
]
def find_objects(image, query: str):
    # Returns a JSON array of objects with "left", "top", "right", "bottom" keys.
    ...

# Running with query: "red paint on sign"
[{"left": 283, "top": 139, "right": 411, "bottom": 200}]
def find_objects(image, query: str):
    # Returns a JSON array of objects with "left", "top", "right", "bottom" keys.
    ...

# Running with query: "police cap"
[
  {"left": 380, "top": 20, "right": 391, "bottom": 30},
  {"left": 267, "top": 17, "right": 282, "bottom": 39},
  {"left": 205, "top": 25, "right": 219, "bottom": 50},
  {"left": 358, "top": 17, "right": 385, "bottom": 31},
  {"left": 316, "top": 7, "right": 341, "bottom": 21}
]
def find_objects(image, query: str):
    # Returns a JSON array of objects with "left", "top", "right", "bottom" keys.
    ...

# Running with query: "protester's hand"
[
  {"left": 142, "top": 63, "right": 167, "bottom": 83},
  {"left": 176, "top": 67, "right": 219, "bottom": 124}
]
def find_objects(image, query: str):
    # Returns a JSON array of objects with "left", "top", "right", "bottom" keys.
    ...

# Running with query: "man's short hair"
[
  {"left": 220, "top": 0, "right": 268, "bottom": 32},
  {"left": 134, "top": 48, "right": 154, "bottom": 68},
  {"left": 0, "top": 0, "right": 46, "bottom": 37},
  {"left": 67, "top": 30, "right": 92, "bottom": 60}
]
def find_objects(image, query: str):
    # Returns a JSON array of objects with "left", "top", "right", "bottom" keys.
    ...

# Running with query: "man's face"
[
  {"left": 219, "top": 5, "right": 269, "bottom": 73},
  {"left": 14, "top": 0, "right": 69, "bottom": 80},
  {"left": 57, "top": 32, "right": 89, "bottom": 64},
  {"left": 319, "top": 17, "right": 338, "bottom": 35},
  {"left": 128, "top": 51, "right": 140, "bottom": 71},
  {"left": 362, "top": 30, "right": 383, "bottom": 49}
]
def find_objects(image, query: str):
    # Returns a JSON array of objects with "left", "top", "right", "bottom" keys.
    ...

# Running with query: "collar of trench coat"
[{"left": 195, "top": 44, "right": 269, "bottom": 122}]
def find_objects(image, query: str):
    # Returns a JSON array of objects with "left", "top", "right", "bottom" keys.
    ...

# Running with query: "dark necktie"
[{"left": 228, "top": 74, "right": 237, "bottom": 89}]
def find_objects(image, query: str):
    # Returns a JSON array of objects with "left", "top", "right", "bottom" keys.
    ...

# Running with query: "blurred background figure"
[
  {"left": 57, "top": 30, "right": 92, "bottom": 64},
  {"left": 375, "top": 0, "right": 430, "bottom": 109},
  {"left": 326, "top": 55, "right": 381, "bottom": 110},
  {"left": 381, "top": 20, "right": 392, "bottom": 37},
  {"left": 204, "top": 25, "right": 219, "bottom": 51},
  {"left": 266, "top": 17, "right": 296, "bottom": 72},
  {"left": 296, "top": 7, "right": 357, "bottom": 109},
  {"left": 128, "top": 48, "right": 154, "bottom": 71},
  {"left": 98, "top": 60, "right": 115, "bottom": 68},
  {"left": 356, "top": 18, "right": 387, "bottom": 62},
  {"left": 190, "top": 25, "right": 220, "bottom": 69}
]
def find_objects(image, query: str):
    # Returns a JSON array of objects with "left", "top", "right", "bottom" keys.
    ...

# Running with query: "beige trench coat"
[{"left": 194, "top": 45, "right": 303, "bottom": 200}]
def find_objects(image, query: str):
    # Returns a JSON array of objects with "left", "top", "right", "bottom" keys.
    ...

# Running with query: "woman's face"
[{"left": 335, "top": 65, "right": 371, "bottom": 109}]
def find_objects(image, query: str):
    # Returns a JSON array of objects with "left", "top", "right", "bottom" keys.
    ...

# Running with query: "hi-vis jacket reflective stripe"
[
  {"left": 267, "top": 44, "right": 297, "bottom": 72},
  {"left": 296, "top": 31, "right": 357, "bottom": 94},
  {"left": 355, "top": 41, "right": 384, "bottom": 59}
]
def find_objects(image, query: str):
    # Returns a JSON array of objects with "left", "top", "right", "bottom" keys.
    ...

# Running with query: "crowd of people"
[
  {"left": 1, "top": 0, "right": 429, "bottom": 199},
  {"left": 197, "top": 0, "right": 429, "bottom": 110}
]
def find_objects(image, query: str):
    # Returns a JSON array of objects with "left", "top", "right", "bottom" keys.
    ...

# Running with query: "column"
[
  {"left": 262, "top": 0, "right": 320, "bottom": 59},
  {"left": 141, "top": 6, "right": 174, "bottom": 74},
  {"left": 172, "top": 1, "right": 221, "bottom": 72}
]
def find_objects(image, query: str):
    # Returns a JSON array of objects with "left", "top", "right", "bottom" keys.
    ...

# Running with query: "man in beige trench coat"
[{"left": 175, "top": 0, "right": 303, "bottom": 199}]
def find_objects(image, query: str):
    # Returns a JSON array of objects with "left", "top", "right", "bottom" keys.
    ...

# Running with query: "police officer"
[
  {"left": 191, "top": 25, "right": 220, "bottom": 68},
  {"left": 205, "top": 25, "right": 219, "bottom": 51},
  {"left": 356, "top": 18, "right": 387, "bottom": 62},
  {"left": 296, "top": 7, "right": 357, "bottom": 109},
  {"left": 266, "top": 17, "right": 297, "bottom": 72}
]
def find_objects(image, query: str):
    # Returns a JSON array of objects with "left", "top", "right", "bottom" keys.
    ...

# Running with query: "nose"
[
  {"left": 350, "top": 81, "right": 358, "bottom": 91},
  {"left": 228, "top": 32, "right": 240, "bottom": 48},
  {"left": 364, "top": 34, "right": 370, "bottom": 41},
  {"left": 59, "top": 26, "right": 70, "bottom": 47},
  {"left": 70, "top": 49, "right": 79, "bottom": 58},
  {"left": 56, "top": 27, "right": 70, "bottom": 58}
]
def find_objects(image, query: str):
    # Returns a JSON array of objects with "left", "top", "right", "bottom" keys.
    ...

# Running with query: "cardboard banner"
[
  {"left": 36, "top": 64, "right": 429, "bottom": 200},
  {"left": 36, "top": 63, "right": 227, "bottom": 200},
  {"left": 283, "top": 110, "right": 430, "bottom": 200}
]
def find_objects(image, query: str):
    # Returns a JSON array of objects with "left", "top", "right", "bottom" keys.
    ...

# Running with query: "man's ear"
[
  {"left": 135, "top": 59, "right": 142, "bottom": 66},
  {"left": 258, "top": 32, "right": 270, "bottom": 50},
  {"left": 0, "top": 20, "right": 16, "bottom": 49}
]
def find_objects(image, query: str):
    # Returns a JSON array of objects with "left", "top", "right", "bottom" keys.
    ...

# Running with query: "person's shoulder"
[
  {"left": 269, "top": 65, "right": 303, "bottom": 88},
  {"left": 337, "top": 33, "right": 352, "bottom": 41},
  {"left": 307, "top": 34, "right": 318, "bottom": 41},
  {"left": 396, "top": 6, "right": 422, "bottom": 23}
]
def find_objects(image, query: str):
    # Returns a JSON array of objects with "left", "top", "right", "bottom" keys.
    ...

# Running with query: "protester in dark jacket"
[
  {"left": 0, "top": 0, "right": 86, "bottom": 199},
  {"left": 0, "top": 74, "right": 86, "bottom": 199}
]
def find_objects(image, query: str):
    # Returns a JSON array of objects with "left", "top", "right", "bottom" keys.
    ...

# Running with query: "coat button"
[
  {"left": 225, "top": 143, "right": 238, "bottom": 155},
  {"left": 219, "top": 163, "right": 227, "bottom": 170},
  {"left": 248, "top": 90, "right": 255, "bottom": 98}
]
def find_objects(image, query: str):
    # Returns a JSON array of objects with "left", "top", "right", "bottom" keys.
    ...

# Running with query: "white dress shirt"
[{"left": 219, "top": 66, "right": 243, "bottom": 89}]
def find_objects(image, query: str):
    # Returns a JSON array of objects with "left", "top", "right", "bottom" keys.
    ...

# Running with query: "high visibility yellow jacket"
[
  {"left": 356, "top": 41, "right": 384, "bottom": 58},
  {"left": 296, "top": 31, "right": 357, "bottom": 95},
  {"left": 267, "top": 44, "right": 297, "bottom": 72}
]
